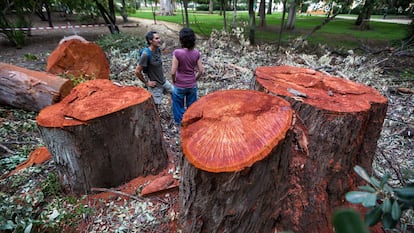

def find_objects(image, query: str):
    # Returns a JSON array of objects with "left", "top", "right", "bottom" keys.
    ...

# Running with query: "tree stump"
[
  {"left": 0, "top": 63, "right": 73, "bottom": 112},
  {"left": 36, "top": 79, "right": 168, "bottom": 194},
  {"left": 255, "top": 65, "right": 388, "bottom": 233},
  {"left": 46, "top": 37, "right": 110, "bottom": 80},
  {"left": 179, "top": 89, "right": 294, "bottom": 232}
]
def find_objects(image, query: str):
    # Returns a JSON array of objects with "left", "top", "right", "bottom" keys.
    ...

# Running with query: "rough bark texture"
[
  {"left": 37, "top": 79, "right": 168, "bottom": 194},
  {"left": 0, "top": 62, "right": 73, "bottom": 112},
  {"left": 46, "top": 37, "right": 110, "bottom": 80},
  {"left": 255, "top": 65, "right": 388, "bottom": 233},
  {"left": 179, "top": 90, "right": 294, "bottom": 233}
]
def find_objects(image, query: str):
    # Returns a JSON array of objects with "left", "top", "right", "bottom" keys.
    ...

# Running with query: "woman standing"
[{"left": 171, "top": 28, "right": 204, "bottom": 126}]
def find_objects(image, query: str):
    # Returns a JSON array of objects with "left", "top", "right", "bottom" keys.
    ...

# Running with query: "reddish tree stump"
[
  {"left": 46, "top": 38, "right": 110, "bottom": 80},
  {"left": 255, "top": 65, "right": 388, "bottom": 233},
  {"left": 179, "top": 90, "right": 294, "bottom": 232},
  {"left": 0, "top": 63, "right": 73, "bottom": 112},
  {"left": 36, "top": 79, "right": 168, "bottom": 194}
]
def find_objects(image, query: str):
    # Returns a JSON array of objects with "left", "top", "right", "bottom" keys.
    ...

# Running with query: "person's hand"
[{"left": 147, "top": 81, "right": 156, "bottom": 87}]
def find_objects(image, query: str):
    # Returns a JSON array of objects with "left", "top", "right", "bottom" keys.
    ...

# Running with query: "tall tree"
[
  {"left": 355, "top": 0, "right": 375, "bottom": 30},
  {"left": 267, "top": 0, "right": 273, "bottom": 14},
  {"left": 183, "top": 0, "right": 190, "bottom": 27},
  {"left": 119, "top": 0, "right": 129, "bottom": 22},
  {"left": 209, "top": 0, "right": 214, "bottom": 13},
  {"left": 258, "top": 0, "right": 266, "bottom": 26},
  {"left": 94, "top": 0, "right": 120, "bottom": 34},
  {"left": 231, "top": 0, "right": 238, "bottom": 28},
  {"left": 285, "top": 0, "right": 299, "bottom": 30},
  {"left": 277, "top": 0, "right": 287, "bottom": 51},
  {"left": 248, "top": 0, "right": 255, "bottom": 44},
  {"left": 160, "top": 0, "right": 173, "bottom": 15},
  {"left": 221, "top": 0, "right": 227, "bottom": 31}
]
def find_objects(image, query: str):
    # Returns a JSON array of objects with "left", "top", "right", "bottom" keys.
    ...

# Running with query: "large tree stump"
[
  {"left": 36, "top": 79, "right": 168, "bottom": 194},
  {"left": 255, "top": 65, "right": 388, "bottom": 233},
  {"left": 0, "top": 63, "right": 73, "bottom": 112},
  {"left": 179, "top": 90, "right": 294, "bottom": 232}
]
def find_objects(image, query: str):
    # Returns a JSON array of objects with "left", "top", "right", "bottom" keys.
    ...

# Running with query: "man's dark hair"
[
  {"left": 145, "top": 31, "right": 158, "bottom": 45},
  {"left": 179, "top": 28, "right": 196, "bottom": 49}
]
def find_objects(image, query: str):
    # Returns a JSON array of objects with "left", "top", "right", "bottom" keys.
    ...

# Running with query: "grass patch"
[{"left": 129, "top": 10, "right": 410, "bottom": 49}]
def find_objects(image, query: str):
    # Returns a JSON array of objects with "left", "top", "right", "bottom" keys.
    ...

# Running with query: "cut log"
[
  {"left": 255, "top": 65, "right": 388, "bottom": 233},
  {"left": 36, "top": 79, "right": 168, "bottom": 194},
  {"left": 46, "top": 37, "right": 110, "bottom": 80},
  {"left": 0, "top": 63, "right": 73, "bottom": 112},
  {"left": 179, "top": 89, "right": 294, "bottom": 232}
]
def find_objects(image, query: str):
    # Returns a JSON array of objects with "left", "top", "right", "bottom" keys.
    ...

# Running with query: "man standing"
[{"left": 135, "top": 31, "right": 173, "bottom": 108}]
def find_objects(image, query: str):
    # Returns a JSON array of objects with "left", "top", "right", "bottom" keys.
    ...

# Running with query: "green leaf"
[
  {"left": 354, "top": 166, "right": 372, "bottom": 184},
  {"left": 24, "top": 223, "right": 32, "bottom": 233},
  {"left": 382, "top": 213, "right": 398, "bottom": 229},
  {"left": 382, "top": 198, "right": 392, "bottom": 213},
  {"left": 346, "top": 191, "right": 373, "bottom": 204},
  {"left": 370, "top": 177, "right": 381, "bottom": 189},
  {"left": 365, "top": 206, "right": 382, "bottom": 227},
  {"left": 380, "top": 173, "right": 390, "bottom": 188},
  {"left": 391, "top": 200, "right": 401, "bottom": 220},
  {"left": 357, "top": 185, "right": 376, "bottom": 193},
  {"left": 361, "top": 193, "right": 377, "bottom": 207},
  {"left": 332, "top": 208, "right": 369, "bottom": 233},
  {"left": 394, "top": 187, "right": 414, "bottom": 199}
]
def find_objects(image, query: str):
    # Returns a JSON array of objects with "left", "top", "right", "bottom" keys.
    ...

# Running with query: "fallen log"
[
  {"left": 179, "top": 89, "right": 294, "bottom": 232},
  {"left": 255, "top": 65, "right": 388, "bottom": 233},
  {"left": 0, "top": 63, "right": 73, "bottom": 112},
  {"left": 36, "top": 79, "right": 168, "bottom": 194}
]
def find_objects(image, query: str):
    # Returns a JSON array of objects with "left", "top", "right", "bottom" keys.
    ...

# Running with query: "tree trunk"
[
  {"left": 258, "top": 0, "right": 266, "bottom": 27},
  {"left": 0, "top": 63, "right": 73, "bottom": 112},
  {"left": 36, "top": 79, "right": 168, "bottom": 194},
  {"left": 285, "top": 2, "right": 297, "bottom": 30},
  {"left": 179, "top": 90, "right": 294, "bottom": 232},
  {"left": 248, "top": 0, "right": 255, "bottom": 45},
  {"left": 254, "top": 65, "right": 388, "bottom": 233},
  {"left": 160, "top": 0, "right": 173, "bottom": 15},
  {"left": 355, "top": 0, "right": 373, "bottom": 30}
]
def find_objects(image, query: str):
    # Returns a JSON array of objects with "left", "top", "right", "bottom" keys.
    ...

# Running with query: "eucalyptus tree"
[
  {"left": 285, "top": 0, "right": 300, "bottom": 29},
  {"left": 248, "top": 0, "right": 255, "bottom": 44},
  {"left": 258, "top": 0, "right": 266, "bottom": 26},
  {"left": 160, "top": 0, "right": 174, "bottom": 15}
]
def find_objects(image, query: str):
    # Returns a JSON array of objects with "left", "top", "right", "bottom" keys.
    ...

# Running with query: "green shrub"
[{"left": 345, "top": 165, "right": 414, "bottom": 232}]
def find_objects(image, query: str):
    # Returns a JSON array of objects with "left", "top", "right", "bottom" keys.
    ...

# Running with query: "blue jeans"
[{"left": 173, "top": 86, "right": 197, "bottom": 125}]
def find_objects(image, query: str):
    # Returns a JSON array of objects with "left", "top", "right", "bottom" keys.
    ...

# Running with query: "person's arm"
[
  {"left": 195, "top": 57, "right": 204, "bottom": 80},
  {"left": 135, "top": 56, "right": 156, "bottom": 87},
  {"left": 171, "top": 54, "right": 179, "bottom": 84}
]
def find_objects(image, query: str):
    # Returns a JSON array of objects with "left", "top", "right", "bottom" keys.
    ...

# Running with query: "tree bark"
[
  {"left": 0, "top": 63, "right": 73, "bottom": 112},
  {"left": 179, "top": 90, "right": 294, "bottom": 232},
  {"left": 254, "top": 65, "right": 388, "bottom": 233},
  {"left": 37, "top": 79, "right": 168, "bottom": 194}
]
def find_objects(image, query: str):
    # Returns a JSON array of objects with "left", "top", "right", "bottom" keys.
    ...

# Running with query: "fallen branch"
[
  {"left": 0, "top": 143, "right": 15, "bottom": 155},
  {"left": 91, "top": 187, "right": 146, "bottom": 201}
]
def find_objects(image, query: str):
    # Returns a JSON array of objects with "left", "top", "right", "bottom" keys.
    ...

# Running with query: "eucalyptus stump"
[
  {"left": 255, "top": 65, "right": 388, "bottom": 233},
  {"left": 179, "top": 90, "right": 294, "bottom": 233},
  {"left": 36, "top": 79, "right": 168, "bottom": 194}
]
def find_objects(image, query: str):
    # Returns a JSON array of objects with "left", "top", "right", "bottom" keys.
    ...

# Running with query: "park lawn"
[{"left": 129, "top": 10, "right": 410, "bottom": 49}]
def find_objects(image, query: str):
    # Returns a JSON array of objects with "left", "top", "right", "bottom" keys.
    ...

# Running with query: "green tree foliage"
[{"left": 0, "top": 0, "right": 42, "bottom": 47}]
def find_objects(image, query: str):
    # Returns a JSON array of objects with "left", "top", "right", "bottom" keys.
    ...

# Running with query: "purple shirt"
[{"left": 173, "top": 48, "right": 201, "bottom": 88}]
